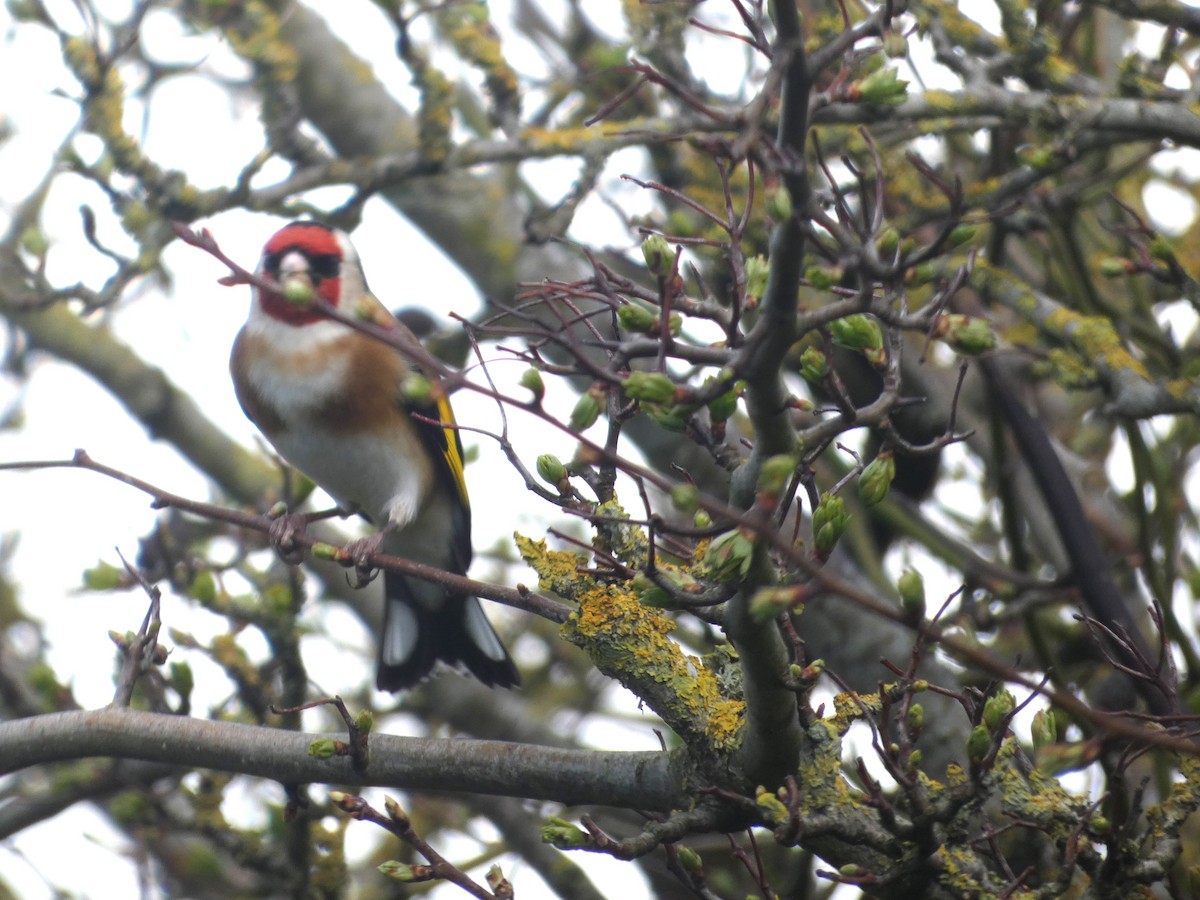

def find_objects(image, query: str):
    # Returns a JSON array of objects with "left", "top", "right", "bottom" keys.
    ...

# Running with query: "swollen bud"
[
  {"left": 757, "top": 454, "right": 798, "bottom": 497},
  {"left": 83, "top": 561, "right": 126, "bottom": 591},
  {"left": 675, "top": 846, "right": 703, "bottom": 874},
  {"left": 706, "top": 380, "right": 743, "bottom": 421},
  {"left": 856, "top": 66, "right": 909, "bottom": 105},
  {"left": 282, "top": 279, "right": 315, "bottom": 305},
  {"left": 749, "top": 585, "right": 805, "bottom": 622},
  {"left": 671, "top": 483, "right": 699, "bottom": 513},
  {"left": 569, "top": 385, "right": 604, "bottom": 432},
  {"left": 805, "top": 265, "right": 840, "bottom": 290},
  {"left": 967, "top": 724, "right": 991, "bottom": 763},
  {"left": 1099, "top": 257, "right": 1135, "bottom": 278},
  {"left": 875, "top": 227, "right": 900, "bottom": 258},
  {"left": 624, "top": 371, "right": 678, "bottom": 405},
  {"left": 401, "top": 373, "right": 434, "bottom": 404},
  {"left": 519, "top": 367, "right": 545, "bottom": 403},
  {"left": 641, "top": 234, "right": 677, "bottom": 276},
  {"left": 811, "top": 493, "right": 850, "bottom": 559},
  {"left": 897, "top": 569, "right": 925, "bottom": 622},
  {"left": 618, "top": 303, "right": 657, "bottom": 333},
  {"left": 906, "top": 702, "right": 924, "bottom": 733},
  {"left": 828, "top": 314, "right": 883, "bottom": 352},
  {"left": 882, "top": 31, "right": 908, "bottom": 58},
  {"left": 932, "top": 314, "right": 996, "bottom": 354},
  {"left": 1031, "top": 708, "right": 1056, "bottom": 750},
  {"left": 945, "top": 224, "right": 977, "bottom": 249},
  {"left": 745, "top": 255, "right": 769, "bottom": 300},
  {"left": 308, "top": 738, "right": 338, "bottom": 759},
  {"left": 703, "top": 528, "right": 756, "bottom": 581},
  {"left": 799, "top": 346, "right": 828, "bottom": 384},
  {"left": 858, "top": 450, "right": 895, "bottom": 506},
  {"left": 379, "top": 862, "right": 433, "bottom": 883},
  {"left": 766, "top": 185, "right": 793, "bottom": 222},
  {"left": 536, "top": 453, "right": 567, "bottom": 485},
  {"left": 542, "top": 817, "right": 591, "bottom": 849},
  {"left": 982, "top": 689, "right": 1015, "bottom": 733}
]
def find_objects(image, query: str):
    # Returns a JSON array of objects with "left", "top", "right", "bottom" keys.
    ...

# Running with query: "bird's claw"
[
  {"left": 344, "top": 533, "right": 386, "bottom": 588},
  {"left": 267, "top": 510, "right": 309, "bottom": 565}
]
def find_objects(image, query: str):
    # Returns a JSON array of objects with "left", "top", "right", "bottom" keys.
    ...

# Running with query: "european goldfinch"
[{"left": 230, "top": 221, "right": 519, "bottom": 691}]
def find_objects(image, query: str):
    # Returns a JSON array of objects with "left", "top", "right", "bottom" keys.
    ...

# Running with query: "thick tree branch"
[{"left": 0, "top": 708, "right": 688, "bottom": 810}]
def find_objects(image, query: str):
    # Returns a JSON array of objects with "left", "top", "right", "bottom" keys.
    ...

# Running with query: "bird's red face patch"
[{"left": 258, "top": 223, "right": 343, "bottom": 325}]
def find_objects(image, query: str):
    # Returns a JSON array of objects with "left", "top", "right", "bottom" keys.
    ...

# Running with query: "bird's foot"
[
  {"left": 343, "top": 527, "right": 394, "bottom": 588},
  {"left": 266, "top": 506, "right": 309, "bottom": 565}
]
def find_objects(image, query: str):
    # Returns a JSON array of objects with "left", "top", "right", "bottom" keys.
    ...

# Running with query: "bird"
[{"left": 229, "top": 220, "right": 520, "bottom": 691}]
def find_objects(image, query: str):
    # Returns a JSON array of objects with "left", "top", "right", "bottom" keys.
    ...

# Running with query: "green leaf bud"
[
  {"left": 648, "top": 406, "right": 689, "bottom": 431},
  {"left": 1148, "top": 235, "right": 1174, "bottom": 262},
  {"left": 536, "top": 454, "right": 567, "bottom": 485},
  {"left": 1099, "top": 257, "right": 1135, "bottom": 277},
  {"left": 310, "top": 541, "right": 341, "bottom": 560},
  {"left": 858, "top": 450, "right": 895, "bottom": 506},
  {"left": 982, "top": 689, "right": 1015, "bottom": 733},
  {"left": 518, "top": 367, "right": 545, "bottom": 403},
  {"left": 308, "top": 738, "right": 338, "bottom": 759},
  {"left": 569, "top": 386, "right": 604, "bottom": 432},
  {"left": 624, "top": 371, "right": 678, "bottom": 404},
  {"left": 83, "top": 561, "right": 125, "bottom": 591},
  {"left": 401, "top": 373, "right": 434, "bottom": 404},
  {"left": 618, "top": 303, "right": 657, "bottom": 333},
  {"left": 706, "top": 380, "right": 742, "bottom": 421},
  {"left": 749, "top": 585, "right": 804, "bottom": 622},
  {"left": 875, "top": 227, "right": 900, "bottom": 258},
  {"left": 745, "top": 255, "right": 769, "bottom": 300},
  {"left": 703, "top": 528, "right": 756, "bottom": 581},
  {"left": 169, "top": 661, "right": 194, "bottom": 697},
  {"left": 1030, "top": 708, "right": 1056, "bottom": 750},
  {"left": 945, "top": 224, "right": 977, "bottom": 248},
  {"left": 967, "top": 724, "right": 991, "bottom": 763},
  {"left": 856, "top": 67, "right": 909, "bottom": 104},
  {"left": 897, "top": 569, "right": 926, "bottom": 622},
  {"left": 188, "top": 571, "right": 216, "bottom": 603},
  {"left": 671, "top": 483, "right": 699, "bottom": 513},
  {"left": 766, "top": 185, "right": 793, "bottom": 221},
  {"left": 757, "top": 453, "right": 797, "bottom": 496},
  {"left": 882, "top": 31, "right": 908, "bottom": 58},
  {"left": 907, "top": 702, "right": 924, "bottom": 733},
  {"left": 379, "top": 862, "right": 432, "bottom": 883},
  {"left": 675, "top": 846, "right": 703, "bottom": 873},
  {"left": 828, "top": 313, "right": 883, "bottom": 352},
  {"left": 932, "top": 314, "right": 996, "bottom": 354},
  {"left": 542, "top": 817, "right": 591, "bottom": 849},
  {"left": 811, "top": 493, "right": 850, "bottom": 558},
  {"left": 282, "top": 279, "right": 315, "bottom": 305},
  {"left": 805, "top": 265, "right": 840, "bottom": 290},
  {"left": 799, "top": 346, "right": 828, "bottom": 384},
  {"left": 641, "top": 234, "right": 677, "bottom": 276}
]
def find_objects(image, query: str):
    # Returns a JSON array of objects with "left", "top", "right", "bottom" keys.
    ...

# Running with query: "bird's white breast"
[{"left": 237, "top": 312, "right": 429, "bottom": 531}]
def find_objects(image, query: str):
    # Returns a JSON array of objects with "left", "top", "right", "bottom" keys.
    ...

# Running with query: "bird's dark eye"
[
  {"left": 309, "top": 253, "right": 341, "bottom": 280},
  {"left": 261, "top": 251, "right": 282, "bottom": 276}
]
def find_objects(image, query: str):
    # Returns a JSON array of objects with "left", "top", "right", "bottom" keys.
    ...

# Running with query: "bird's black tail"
[{"left": 376, "top": 571, "right": 520, "bottom": 691}]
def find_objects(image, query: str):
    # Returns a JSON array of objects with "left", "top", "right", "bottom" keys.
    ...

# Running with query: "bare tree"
[{"left": 3, "top": 0, "right": 1200, "bottom": 897}]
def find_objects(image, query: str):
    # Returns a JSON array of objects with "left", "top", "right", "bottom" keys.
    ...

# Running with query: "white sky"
[
  {"left": 2, "top": 1, "right": 1198, "bottom": 898},
  {"left": 0, "top": 2, "right": 667, "bottom": 897}
]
